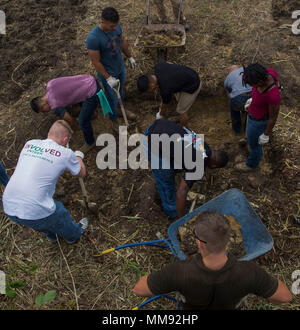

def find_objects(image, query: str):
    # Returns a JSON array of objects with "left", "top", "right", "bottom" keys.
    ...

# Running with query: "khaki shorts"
[{"left": 174, "top": 81, "right": 202, "bottom": 114}]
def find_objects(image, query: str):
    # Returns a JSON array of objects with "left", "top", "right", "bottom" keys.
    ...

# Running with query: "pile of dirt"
[
  {"left": 0, "top": 0, "right": 87, "bottom": 104},
  {"left": 138, "top": 29, "right": 183, "bottom": 47}
]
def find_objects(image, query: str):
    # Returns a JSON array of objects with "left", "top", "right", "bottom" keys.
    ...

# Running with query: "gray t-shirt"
[{"left": 224, "top": 67, "right": 252, "bottom": 98}]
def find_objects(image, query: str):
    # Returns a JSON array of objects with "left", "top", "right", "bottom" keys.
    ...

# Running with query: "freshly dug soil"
[
  {"left": 178, "top": 215, "right": 246, "bottom": 259},
  {"left": 139, "top": 29, "right": 183, "bottom": 47}
]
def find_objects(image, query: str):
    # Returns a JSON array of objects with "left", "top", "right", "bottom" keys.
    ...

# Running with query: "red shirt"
[{"left": 248, "top": 68, "right": 280, "bottom": 119}]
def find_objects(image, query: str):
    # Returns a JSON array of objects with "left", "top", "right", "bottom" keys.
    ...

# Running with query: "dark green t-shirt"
[{"left": 147, "top": 254, "right": 278, "bottom": 310}]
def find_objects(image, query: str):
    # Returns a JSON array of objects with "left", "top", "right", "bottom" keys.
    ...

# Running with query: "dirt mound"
[{"left": 0, "top": 0, "right": 87, "bottom": 104}]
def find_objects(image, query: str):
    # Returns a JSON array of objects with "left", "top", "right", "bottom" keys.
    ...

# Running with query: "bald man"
[
  {"left": 3, "top": 120, "right": 89, "bottom": 244},
  {"left": 224, "top": 65, "right": 252, "bottom": 134}
]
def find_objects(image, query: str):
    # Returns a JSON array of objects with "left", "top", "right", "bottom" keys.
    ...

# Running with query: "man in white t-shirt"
[{"left": 3, "top": 120, "right": 89, "bottom": 244}]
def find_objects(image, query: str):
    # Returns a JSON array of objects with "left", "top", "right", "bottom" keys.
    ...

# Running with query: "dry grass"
[{"left": 0, "top": 0, "right": 299, "bottom": 310}]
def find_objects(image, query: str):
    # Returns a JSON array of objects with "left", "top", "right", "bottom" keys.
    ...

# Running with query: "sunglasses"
[{"left": 194, "top": 229, "right": 207, "bottom": 244}]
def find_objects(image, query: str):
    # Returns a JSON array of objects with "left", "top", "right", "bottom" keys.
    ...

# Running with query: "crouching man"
[
  {"left": 133, "top": 212, "right": 292, "bottom": 309},
  {"left": 2, "top": 120, "right": 88, "bottom": 244}
]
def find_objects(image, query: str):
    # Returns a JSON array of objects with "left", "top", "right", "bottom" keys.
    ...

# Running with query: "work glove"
[
  {"left": 258, "top": 133, "right": 269, "bottom": 145},
  {"left": 156, "top": 111, "right": 163, "bottom": 120},
  {"left": 128, "top": 57, "right": 136, "bottom": 70},
  {"left": 106, "top": 76, "right": 118, "bottom": 89},
  {"left": 75, "top": 150, "right": 84, "bottom": 159},
  {"left": 244, "top": 98, "right": 252, "bottom": 111}
]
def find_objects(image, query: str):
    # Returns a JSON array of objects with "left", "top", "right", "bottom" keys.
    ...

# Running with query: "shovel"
[
  {"left": 112, "top": 80, "right": 129, "bottom": 127},
  {"left": 78, "top": 177, "right": 97, "bottom": 213}
]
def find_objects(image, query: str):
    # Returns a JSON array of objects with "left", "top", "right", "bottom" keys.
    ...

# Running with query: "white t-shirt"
[{"left": 3, "top": 139, "right": 81, "bottom": 220}]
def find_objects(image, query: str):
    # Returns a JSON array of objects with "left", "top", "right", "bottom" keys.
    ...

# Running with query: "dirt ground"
[{"left": 0, "top": 0, "right": 299, "bottom": 310}]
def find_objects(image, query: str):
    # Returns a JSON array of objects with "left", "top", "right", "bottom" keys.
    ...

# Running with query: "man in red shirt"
[{"left": 235, "top": 63, "right": 281, "bottom": 171}]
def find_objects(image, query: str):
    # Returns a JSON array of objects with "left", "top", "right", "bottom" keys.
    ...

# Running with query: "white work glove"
[
  {"left": 128, "top": 57, "right": 136, "bottom": 70},
  {"left": 75, "top": 150, "right": 84, "bottom": 159},
  {"left": 156, "top": 111, "right": 163, "bottom": 120},
  {"left": 244, "top": 98, "right": 252, "bottom": 111},
  {"left": 106, "top": 76, "right": 118, "bottom": 89},
  {"left": 258, "top": 133, "right": 269, "bottom": 145}
]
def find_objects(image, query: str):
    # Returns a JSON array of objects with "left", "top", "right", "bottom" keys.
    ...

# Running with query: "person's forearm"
[
  {"left": 76, "top": 157, "right": 86, "bottom": 178},
  {"left": 159, "top": 103, "right": 169, "bottom": 116},
  {"left": 122, "top": 38, "right": 132, "bottom": 58},
  {"left": 264, "top": 118, "right": 277, "bottom": 136},
  {"left": 92, "top": 60, "right": 110, "bottom": 79}
]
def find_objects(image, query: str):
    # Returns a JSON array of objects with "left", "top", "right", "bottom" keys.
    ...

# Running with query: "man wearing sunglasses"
[{"left": 133, "top": 212, "right": 292, "bottom": 309}]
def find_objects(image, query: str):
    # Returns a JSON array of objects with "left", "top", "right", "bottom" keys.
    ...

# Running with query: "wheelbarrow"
[
  {"left": 94, "top": 189, "right": 273, "bottom": 309},
  {"left": 134, "top": 0, "right": 186, "bottom": 61}
]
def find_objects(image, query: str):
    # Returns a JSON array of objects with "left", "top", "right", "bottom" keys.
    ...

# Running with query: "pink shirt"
[
  {"left": 46, "top": 75, "right": 97, "bottom": 109},
  {"left": 248, "top": 68, "right": 280, "bottom": 119}
]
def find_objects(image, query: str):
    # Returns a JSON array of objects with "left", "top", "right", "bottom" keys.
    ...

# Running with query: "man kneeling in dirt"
[
  {"left": 2, "top": 120, "right": 88, "bottom": 244},
  {"left": 133, "top": 211, "right": 292, "bottom": 309},
  {"left": 30, "top": 74, "right": 100, "bottom": 154},
  {"left": 144, "top": 119, "right": 228, "bottom": 218},
  {"left": 137, "top": 62, "right": 201, "bottom": 127}
]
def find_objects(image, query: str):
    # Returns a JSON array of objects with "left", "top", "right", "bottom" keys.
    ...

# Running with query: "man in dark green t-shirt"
[{"left": 133, "top": 212, "right": 292, "bottom": 309}]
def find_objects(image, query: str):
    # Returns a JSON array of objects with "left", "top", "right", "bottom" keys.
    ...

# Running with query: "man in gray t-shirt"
[{"left": 224, "top": 65, "right": 252, "bottom": 134}]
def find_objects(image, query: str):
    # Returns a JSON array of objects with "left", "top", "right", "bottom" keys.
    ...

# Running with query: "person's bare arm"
[
  {"left": 264, "top": 105, "right": 279, "bottom": 136},
  {"left": 121, "top": 36, "right": 132, "bottom": 58},
  {"left": 159, "top": 103, "right": 169, "bottom": 116},
  {"left": 62, "top": 112, "right": 74, "bottom": 127},
  {"left": 133, "top": 275, "right": 154, "bottom": 297},
  {"left": 76, "top": 157, "right": 86, "bottom": 178},
  {"left": 176, "top": 178, "right": 189, "bottom": 218},
  {"left": 87, "top": 49, "right": 110, "bottom": 79},
  {"left": 267, "top": 279, "right": 292, "bottom": 304}
]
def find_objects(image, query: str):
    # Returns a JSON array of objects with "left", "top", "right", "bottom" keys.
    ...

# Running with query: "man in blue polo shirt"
[{"left": 86, "top": 7, "right": 136, "bottom": 129}]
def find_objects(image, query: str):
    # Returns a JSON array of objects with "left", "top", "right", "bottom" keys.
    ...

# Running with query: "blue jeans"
[
  {"left": 145, "top": 124, "right": 177, "bottom": 218},
  {"left": 0, "top": 161, "right": 9, "bottom": 187},
  {"left": 230, "top": 93, "right": 251, "bottom": 134},
  {"left": 7, "top": 200, "right": 84, "bottom": 243},
  {"left": 246, "top": 117, "right": 268, "bottom": 169},
  {"left": 78, "top": 82, "right": 100, "bottom": 145},
  {"left": 97, "top": 65, "right": 126, "bottom": 121},
  {"left": 152, "top": 167, "right": 178, "bottom": 218}
]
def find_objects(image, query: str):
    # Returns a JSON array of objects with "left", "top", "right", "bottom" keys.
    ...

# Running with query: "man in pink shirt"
[
  {"left": 30, "top": 74, "right": 100, "bottom": 154},
  {"left": 235, "top": 63, "right": 281, "bottom": 171}
]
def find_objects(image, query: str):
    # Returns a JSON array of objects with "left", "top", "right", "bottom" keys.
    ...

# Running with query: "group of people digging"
[{"left": 1, "top": 5, "right": 292, "bottom": 310}]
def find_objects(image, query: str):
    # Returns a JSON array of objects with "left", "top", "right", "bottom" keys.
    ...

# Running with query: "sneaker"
[
  {"left": 80, "top": 142, "right": 96, "bottom": 154},
  {"left": 235, "top": 162, "right": 258, "bottom": 172},
  {"left": 65, "top": 218, "right": 88, "bottom": 244},
  {"left": 79, "top": 217, "right": 88, "bottom": 232}
]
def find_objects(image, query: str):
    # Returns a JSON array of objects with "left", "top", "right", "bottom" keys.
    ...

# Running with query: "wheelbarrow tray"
[
  {"left": 134, "top": 24, "right": 186, "bottom": 48},
  {"left": 168, "top": 189, "right": 274, "bottom": 261}
]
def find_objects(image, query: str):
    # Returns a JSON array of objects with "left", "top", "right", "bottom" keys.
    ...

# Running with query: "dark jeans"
[
  {"left": 230, "top": 93, "right": 251, "bottom": 134},
  {"left": 7, "top": 200, "right": 84, "bottom": 243},
  {"left": 97, "top": 64, "right": 126, "bottom": 121},
  {"left": 0, "top": 161, "right": 9, "bottom": 187},
  {"left": 78, "top": 81, "right": 100, "bottom": 145}
]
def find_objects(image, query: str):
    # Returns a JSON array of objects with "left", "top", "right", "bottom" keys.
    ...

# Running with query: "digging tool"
[
  {"left": 78, "top": 177, "right": 97, "bottom": 212},
  {"left": 112, "top": 79, "right": 129, "bottom": 127},
  {"left": 187, "top": 191, "right": 205, "bottom": 213}
]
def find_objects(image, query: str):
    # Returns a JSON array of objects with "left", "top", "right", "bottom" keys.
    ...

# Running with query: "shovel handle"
[
  {"left": 79, "top": 177, "right": 89, "bottom": 201},
  {"left": 112, "top": 80, "right": 129, "bottom": 127}
]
